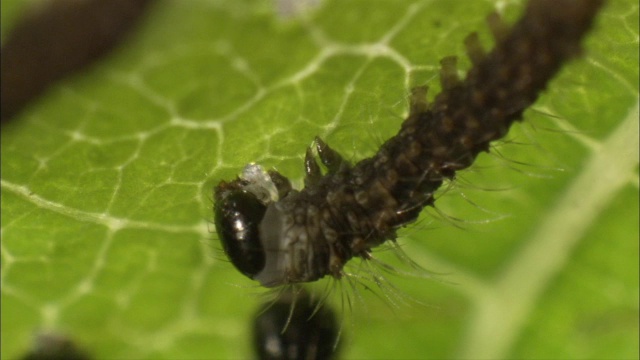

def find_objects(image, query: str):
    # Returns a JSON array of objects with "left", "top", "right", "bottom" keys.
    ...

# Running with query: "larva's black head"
[
  {"left": 213, "top": 164, "right": 292, "bottom": 281},
  {"left": 214, "top": 187, "right": 267, "bottom": 278}
]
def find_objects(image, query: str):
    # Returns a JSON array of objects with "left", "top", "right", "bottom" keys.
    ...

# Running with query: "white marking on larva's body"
[{"left": 240, "top": 163, "right": 280, "bottom": 203}]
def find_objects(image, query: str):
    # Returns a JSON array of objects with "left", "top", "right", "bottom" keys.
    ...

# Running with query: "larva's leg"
[
  {"left": 464, "top": 32, "right": 486, "bottom": 65},
  {"left": 268, "top": 169, "right": 293, "bottom": 199},
  {"left": 439, "top": 56, "right": 460, "bottom": 90},
  {"left": 409, "top": 86, "right": 428, "bottom": 117},
  {"left": 314, "top": 136, "right": 349, "bottom": 174},
  {"left": 304, "top": 147, "right": 322, "bottom": 187}
]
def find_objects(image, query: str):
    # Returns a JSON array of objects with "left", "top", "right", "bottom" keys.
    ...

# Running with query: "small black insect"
[
  {"left": 20, "top": 332, "right": 90, "bottom": 360},
  {"left": 253, "top": 289, "right": 340, "bottom": 360},
  {"left": 214, "top": 0, "right": 604, "bottom": 287}
]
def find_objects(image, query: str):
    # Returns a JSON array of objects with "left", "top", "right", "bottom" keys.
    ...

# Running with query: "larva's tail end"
[{"left": 527, "top": 0, "right": 606, "bottom": 56}]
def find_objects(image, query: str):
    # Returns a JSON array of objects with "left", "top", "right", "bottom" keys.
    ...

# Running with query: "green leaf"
[{"left": 2, "top": 0, "right": 638, "bottom": 359}]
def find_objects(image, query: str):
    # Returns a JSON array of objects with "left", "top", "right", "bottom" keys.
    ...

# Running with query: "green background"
[{"left": 2, "top": 0, "right": 638, "bottom": 359}]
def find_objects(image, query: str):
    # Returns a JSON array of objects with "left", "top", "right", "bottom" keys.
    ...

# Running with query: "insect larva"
[{"left": 213, "top": 0, "right": 604, "bottom": 287}]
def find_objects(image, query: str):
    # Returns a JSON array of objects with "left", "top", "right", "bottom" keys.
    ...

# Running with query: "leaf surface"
[{"left": 2, "top": 0, "right": 638, "bottom": 359}]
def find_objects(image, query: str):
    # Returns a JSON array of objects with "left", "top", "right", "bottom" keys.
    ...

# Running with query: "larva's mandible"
[{"left": 214, "top": 0, "right": 605, "bottom": 287}]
